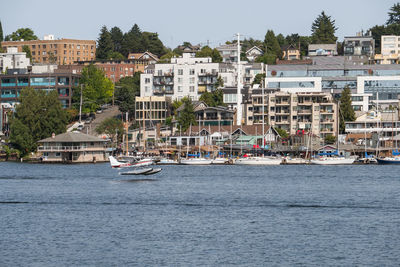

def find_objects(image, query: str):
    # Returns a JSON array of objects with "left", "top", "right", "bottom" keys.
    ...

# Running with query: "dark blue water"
[{"left": 0, "top": 162, "right": 399, "bottom": 266}]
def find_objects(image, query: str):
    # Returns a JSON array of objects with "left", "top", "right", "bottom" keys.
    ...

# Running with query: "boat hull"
[
  {"left": 234, "top": 157, "right": 281, "bottom": 165},
  {"left": 376, "top": 158, "right": 400, "bottom": 164},
  {"left": 311, "top": 157, "right": 355, "bottom": 165},
  {"left": 180, "top": 159, "right": 213, "bottom": 165},
  {"left": 212, "top": 158, "right": 229, "bottom": 164}
]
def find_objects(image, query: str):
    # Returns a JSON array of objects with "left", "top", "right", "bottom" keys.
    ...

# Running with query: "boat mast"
[
  {"left": 198, "top": 118, "right": 201, "bottom": 157},
  {"left": 125, "top": 112, "right": 129, "bottom": 156},
  {"left": 262, "top": 85, "right": 265, "bottom": 158}
]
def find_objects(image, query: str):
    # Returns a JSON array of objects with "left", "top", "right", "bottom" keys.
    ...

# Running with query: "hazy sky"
[{"left": 1, "top": 0, "right": 399, "bottom": 48}]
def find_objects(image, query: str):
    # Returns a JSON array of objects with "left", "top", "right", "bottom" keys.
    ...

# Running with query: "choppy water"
[{"left": 0, "top": 162, "right": 400, "bottom": 266}]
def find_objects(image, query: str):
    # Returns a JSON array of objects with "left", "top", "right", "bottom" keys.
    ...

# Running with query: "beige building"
[
  {"left": 135, "top": 96, "right": 170, "bottom": 127},
  {"left": 281, "top": 44, "right": 300, "bottom": 60},
  {"left": 247, "top": 90, "right": 337, "bottom": 138},
  {"left": 1, "top": 38, "right": 96, "bottom": 65},
  {"left": 37, "top": 132, "right": 108, "bottom": 163},
  {"left": 374, "top": 35, "right": 400, "bottom": 64}
]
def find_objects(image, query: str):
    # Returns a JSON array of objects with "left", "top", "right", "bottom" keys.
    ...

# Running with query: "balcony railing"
[{"left": 38, "top": 146, "right": 105, "bottom": 152}]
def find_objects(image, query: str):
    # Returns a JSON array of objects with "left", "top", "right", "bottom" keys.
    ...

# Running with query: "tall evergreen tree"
[
  {"left": 339, "top": 87, "right": 355, "bottom": 134},
  {"left": 5, "top": 28, "right": 38, "bottom": 41},
  {"left": 121, "top": 24, "right": 142, "bottom": 57},
  {"left": 387, "top": 3, "right": 400, "bottom": 25},
  {"left": 0, "top": 20, "right": 3, "bottom": 42},
  {"left": 110, "top": 26, "right": 124, "bottom": 54},
  {"left": 311, "top": 11, "right": 338, "bottom": 44},
  {"left": 96, "top": 26, "right": 114, "bottom": 60},
  {"left": 177, "top": 97, "right": 196, "bottom": 132}
]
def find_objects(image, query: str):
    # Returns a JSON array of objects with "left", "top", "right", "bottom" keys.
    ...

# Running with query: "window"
[
  {"left": 178, "top": 86, "right": 183, "bottom": 92},
  {"left": 190, "top": 77, "right": 195, "bottom": 84},
  {"left": 77, "top": 45, "right": 80, "bottom": 49},
  {"left": 55, "top": 152, "right": 61, "bottom": 157},
  {"left": 145, "top": 78, "right": 150, "bottom": 84},
  {"left": 43, "top": 51, "right": 47, "bottom": 55},
  {"left": 145, "top": 86, "right": 149, "bottom": 92},
  {"left": 178, "top": 69, "right": 183, "bottom": 75},
  {"left": 43, "top": 44, "right": 46, "bottom": 49},
  {"left": 189, "top": 86, "right": 195, "bottom": 92},
  {"left": 178, "top": 78, "right": 182, "bottom": 83},
  {"left": 190, "top": 69, "right": 195, "bottom": 75}
]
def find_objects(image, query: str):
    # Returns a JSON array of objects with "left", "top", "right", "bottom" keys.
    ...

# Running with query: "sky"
[{"left": 1, "top": 0, "right": 399, "bottom": 49}]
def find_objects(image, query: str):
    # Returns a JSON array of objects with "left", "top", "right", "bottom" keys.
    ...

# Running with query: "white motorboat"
[
  {"left": 310, "top": 157, "right": 355, "bottom": 165},
  {"left": 283, "top": 157, "right": 309, "bottom": 165},
  {"left": 180, "top": 158, "right": 212, "bottom": 165},
  {"left": 157, "top": 158, "right": 179, "bottom": 165},
  {"left": 212, "top": 157, "right": 229, "bottom": 164},
  {"left": 234, "top": 156, "right": 282, "bottom": 165}
]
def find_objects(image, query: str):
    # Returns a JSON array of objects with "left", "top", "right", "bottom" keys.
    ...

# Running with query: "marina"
[{"left": 0, "top": 162, "right": 400, "bottom": 266}]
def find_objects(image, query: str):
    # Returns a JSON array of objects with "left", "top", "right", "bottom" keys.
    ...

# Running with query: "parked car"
[
  {"left": 85, "top": 117, "right": 92, "bottom": 124},
  {"left": 96, "top": 109, "right": 103, "bottom": 114},
  {"left": 77, "top": 124, "right": 84, "bottom": 131}
]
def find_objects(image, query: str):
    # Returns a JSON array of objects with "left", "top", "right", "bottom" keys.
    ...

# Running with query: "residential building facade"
[
  {"left": 343, "top": 35, "right": 375, "bottom": 58},
  {"left": 308, "top": 44, "right": 338, "bottom": 56},
  {"left": 281, "top": 44, "right": 300, "bottom": 60},
  {"left": 1, "top": 38, "right": 96, "bottom": 65},
  {"left": 247, "top": 90, "right": 338, "bottom": 138},
  {"left": 0, "top": 47, "right": 31, "bottom": 73},
  {"left": 135, "top": 96, "right": 170, "bottom": 127},
  {"left": 0, "top": 67, "right": 80, "bottom": 108},
  {"left": 216, "top": 44, "right": 238, "bottom": 63}
]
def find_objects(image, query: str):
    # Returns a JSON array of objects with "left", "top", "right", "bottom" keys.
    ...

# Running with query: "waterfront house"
[{"left": 37, "top": 131, "right": 108, "bottom": 163}]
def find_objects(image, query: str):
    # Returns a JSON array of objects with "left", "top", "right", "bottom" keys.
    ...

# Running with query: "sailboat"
[
  {"left": 311, "top": 100, "right": 355, "bottom": 165},
  {"left": 234, "top": 85, "right": 281, "bottom": 165},
  {"left": 180, "top": 120, "right": 212, "bottom": 165}
]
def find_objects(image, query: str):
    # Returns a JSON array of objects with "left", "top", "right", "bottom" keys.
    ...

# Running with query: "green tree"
[
  {"left": 241, "top": 38, "right": 263, "bottom": 53},
  {"left": 96, "top": 26, "right": 114, "bottom": 60},
  {"left": 387, "top": 3, "right": 400, "bottom": 25},
  {"left": 252, "top": 73, "right": 266, "bottom": 86},
  {"left": 141, "top": 31, "right": 166, "bottom": 57},
  {"left": 73, "top": 64, "right": 114, "bottom": 113},
  {"left": 95, "top": 117, "right": 124, "bottom": 146},
  {"left": 121, "top": 24, "right": 142, "bottom": 57},
  {"left": 108, "top": 51, "right": 125, "bottom": 60},
  {"left": 339, "top": 87, "right": 355, "bottom": 134},
  {"left": 177, "top": 97, "right": 196, "bottom": 132},
  {"left": 9, "top": 88, "right": 68, "bottom": 156},
  {"left": 5, "top": 28, "right": 38, "bottom": 41},
  {"left": 311, "top": 11, "right": 338, "bottom": 44},
  {"left": 0, "top": 20, "right": 3, "bottom": 42},
  {"left": 199, "top": 89, "right": 225, "bottom": 107},
  {"left": 22, "top": 45, "right": 32, "bottom": 61},
  {"left": 324, "top": 134, "right": 336, "bottom": 144},
  {"left": 264, "top": 30, "right": 281, "bottom": 56},
  {"left": 276, "top": 33, "right": 287, "bottom": 47},
  {"left": 196, "top": 46, "right": 222, "bottom": 62},
  {"left": 110, "top": 26, "right": 124, "bottom": 54},
  {"left": 275, "top": 127, "right": 288, "bottom": 139},
  {"left": 255, "top": 53, "right": 277, "bottom": 64},
  {"left": 114, "top": 72, "right": 141, "bottom": 115},
  {"left": 214, "top": 76, "right": 224, "bottom": 89}
]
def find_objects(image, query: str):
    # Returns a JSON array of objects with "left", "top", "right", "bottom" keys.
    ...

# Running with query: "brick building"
[{"left": 1, "top": 38, "right": 96, "bottom": 65}]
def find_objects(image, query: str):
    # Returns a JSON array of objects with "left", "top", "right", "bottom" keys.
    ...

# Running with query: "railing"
[
  {"left": 38, "top": 146, "right": 105, "bottom": 151},
  {"left": 1, "top": 83, "right": 16, "bottom": 87}
]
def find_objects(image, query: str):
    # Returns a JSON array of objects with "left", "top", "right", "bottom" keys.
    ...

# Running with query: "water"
[{"left": 0, "top": 162, "right": 400, "bottom": 266}]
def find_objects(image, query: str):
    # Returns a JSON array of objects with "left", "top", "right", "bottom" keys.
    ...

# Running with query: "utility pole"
[
  {"left": 79, "top": 84, "right": 83, "bottom": 123},
  {"left": 236, "top": 33, "right": 242, "bottom": 126},
  {"left": 125, "top": 112, "right": 129, "bottom": 156}
]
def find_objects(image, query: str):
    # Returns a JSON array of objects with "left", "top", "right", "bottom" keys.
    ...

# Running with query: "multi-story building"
[
  {"left": 281, "top": 44, "right": 300, "bottom": 60},
  {"left": 140, "top": 53, "right": 263, "bottom": 101},
  {"left": 374, "top": 35, "right": 400, "bottom": 64},
  {"left": 343, "top": 35, "right": 375, "bottom": 58},
  {"left": 265, "top": 57, "right": 400, "bottom": 112},
  {"left": 216, "top": 44, "right": 238, "bottom": 63},
  {"left": 245, "top": 46, "right": 263, "bottom": 62},
  {"left": 0, "top": 47, "right": 31, "bottom": 73},
  {"left": 0, "top": 66, "right": 80, "bottom": 108},
  {"left": 127, "top": 51, "right": 159, "bottom": 65},
  {"left": 308, "top": 44, "right": 337, "bottom": 56},
  {"left": 247, "top": 90, "right": 337, "bottom": 138},
  {"left": 135, "top": 96, "right": 170, "bottom": 127},
  {"left": 1, "top": 36, "right": 96, "bottom": 65}
]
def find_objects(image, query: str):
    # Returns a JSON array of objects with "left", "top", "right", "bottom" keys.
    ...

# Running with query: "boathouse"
[{"left": 37, "top": 132, "right": 108, "bottom": 163}]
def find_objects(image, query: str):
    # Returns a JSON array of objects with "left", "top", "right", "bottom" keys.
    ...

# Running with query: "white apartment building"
[
  {"left": 0, "top": 47, "right": 31, "bottom": 73},
  {"left": 140, "top": 53, "right": 263, "bottom": 101},
  {"left": 381, "top": 35, "right": 400, "bottom": 56}
]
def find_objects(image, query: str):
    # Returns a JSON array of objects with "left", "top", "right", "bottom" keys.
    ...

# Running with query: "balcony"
[
  {"left": 198, "top": 72, "right": 218, "bottom": 77},
  {"left": 298, "top": 109, "right": 312, "bottom": 114},
  {"left": 38, "top": 146, "right": 105, "bottom": 152}
]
